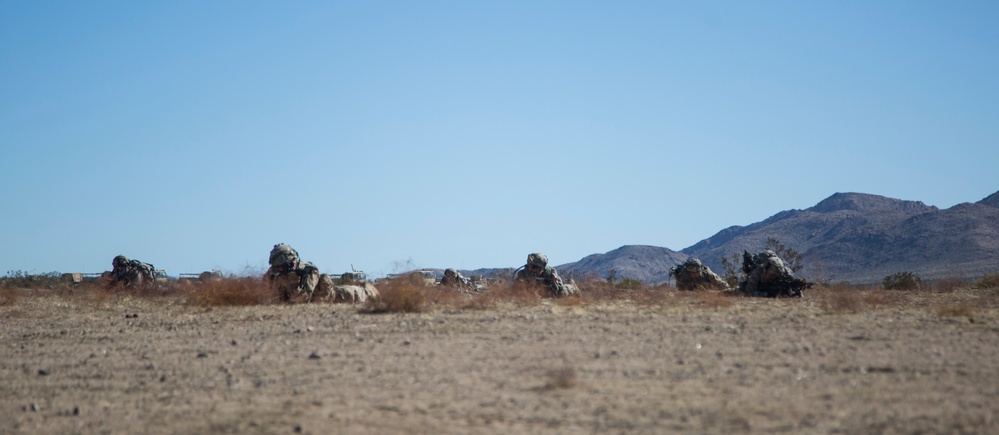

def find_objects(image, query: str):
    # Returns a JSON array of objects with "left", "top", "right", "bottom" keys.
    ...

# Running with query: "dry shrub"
[
  {"left": 364, "top": 280, "right": 428, "bottom": 313},
  {"left": 972, "top": 273, "right": 999, "bottom": 289},
  {"left": 184, "top": 277, "right": 276, "bottom": 307},
  {"left": 936, "top": 303, "right": 975, "bottom": 318}
]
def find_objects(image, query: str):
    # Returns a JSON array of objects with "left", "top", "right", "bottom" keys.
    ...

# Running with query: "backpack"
[{"left": 130, "top": 260, "right": 157, "bottom": 281}]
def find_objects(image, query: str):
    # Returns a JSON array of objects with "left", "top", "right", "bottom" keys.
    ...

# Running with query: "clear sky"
[{"left": 2, "top": 1, "right": 997, "bottom": 278}]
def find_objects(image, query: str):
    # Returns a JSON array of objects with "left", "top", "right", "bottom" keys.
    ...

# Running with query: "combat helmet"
[
  {"left": 113, "top": 255, "right": 129, "bottom": 269},
  {"left": 444, "top": 268, "right": 458, "bottom": 277},
  {"left": 685, "top": 258, "right": 703, "bottom": 269},
  {"left": 269, "top": 243, "right": 300, "bottom": 269},
  {"left": 527, "top": 253, "right": 548, "bottom": 268}
]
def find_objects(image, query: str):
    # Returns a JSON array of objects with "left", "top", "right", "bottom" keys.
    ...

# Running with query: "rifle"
[
  {"left": 761, "top": 275, "right": 812, "bottom": 297},
  {"left": 741, "top": 250, "right": 755, "bottom": 275}
]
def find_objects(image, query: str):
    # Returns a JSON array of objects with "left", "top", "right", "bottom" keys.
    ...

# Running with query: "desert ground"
[{"left": 2, "top": 281, "right": 997, "bottom": 434}]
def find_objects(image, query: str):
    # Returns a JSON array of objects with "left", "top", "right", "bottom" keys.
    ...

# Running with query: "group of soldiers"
[
  {"left": 410, "top": 252, "right": 583, "bottom": 298},
  {"left": 264, "top": 243, "right": 379, "bottom": 303},
  {"left": 104, "top": 245, "right": 808, "bottom": 300},
  {"left": 262, "top": 246, "right": 584, "bottom": 301},
  {"left": 670, "top": 250, "right": 810, "bottom": 297}
]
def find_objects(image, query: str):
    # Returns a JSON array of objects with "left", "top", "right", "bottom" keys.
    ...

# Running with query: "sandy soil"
[{"left": 2, "top": 287, "right": 997, "bottom": 434}]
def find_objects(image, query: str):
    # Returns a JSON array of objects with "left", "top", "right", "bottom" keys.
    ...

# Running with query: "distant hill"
[
  {"left": 555, "top": 245, "right": 688, "bottom": 284},
  {"left": 682, "top": 191, "right": 999, "bottom": 284},
  {"left": 457, "top": 245, "right": 687, "bottom": 285},
  {"left": 979, "top": 191, "right": 999, "bottom": 209},
  {"left": 445, "top": 191, "right": 999, "bottom": 285}
]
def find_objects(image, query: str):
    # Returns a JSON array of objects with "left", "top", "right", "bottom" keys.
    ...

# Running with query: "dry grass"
[
  {"left": 363, "top": 280, "right": 429, "bottom": 313},
  {"left": 972, "top": 273, "right": 999, "bottom": 289},
  {"left": 0, "top": 280, "right": 153, "bottom": 308},
  {"left": 578, "top": 280, "right": 676, "bottom": 307},
  {"left": 863, "top": 288, "right": 913, "bottom": 307},
  {"left": 554, "top": 294, "right": 583, "bottom": 307},
  {"left": 631, "top": 285, "right": 679, "bottom": 306},
  {"left": 5, "top": 274, "right": 999, "bottom": 320},
  {"left": 76, "top": 283, "right": 121, "bottom": 306},
  {"left": 806, "top": 285, "right": 999, "bottom": 317},
  {"left": 540, "top": 355, "right": 580, "bottom": 391},
  {"left": 6, "top": 279, "right": 999, "bottom": 435},
  {"left": 817, "top": 285, "right": 865, "bottom": 313},
  {"left": 476, "top": 281, "right": 545, "bottom": 307},
  {"left": 932, "top": 276, "right": 965, "bottom": 293},
  {"left": 46, "top": 281, "right": 145, "bottom": 306},
  {"left": 0, "top": 288, "right": 23, "bottom": 306},
  {"left": 936, "top": 303, "right": 975, "bottom": 318},
  {"left": 814, "top": 284, "right": 918, "bottom": 314},
  {"left": 542, "top": 366, "right": 579, "bottom": 390},
  {"left": 457, "top": 294, "right": 494, "bottom": 311},
  {"left": 422, "top": 285, "right": 467, "bottom": 307},
  {"left": 183, "top": 277, "right": 277, "bottom": 307},
  {"left": 967, "top": 290, "right": 999, "bottom": 312},
  {"left": 578, "top": 281, "right": 636, "bottom": 304},
  {"left": 695, "top": 289, "right": 736, "bottom": 308}
]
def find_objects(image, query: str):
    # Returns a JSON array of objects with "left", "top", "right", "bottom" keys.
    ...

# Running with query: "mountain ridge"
[{"left": 456, "top": 190, "right": 999, "bottom": 285}]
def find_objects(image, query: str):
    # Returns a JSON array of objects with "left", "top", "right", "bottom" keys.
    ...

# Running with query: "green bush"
[{"left": 883, "top": 271, "right": 921, "bottom": 290}]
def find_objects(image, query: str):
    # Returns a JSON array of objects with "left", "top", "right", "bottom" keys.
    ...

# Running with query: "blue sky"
[{"left": 2, "top": 1, "right": 997, "bottom": 278}]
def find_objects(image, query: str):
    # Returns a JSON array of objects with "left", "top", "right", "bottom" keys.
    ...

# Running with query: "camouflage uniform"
[
  {"left": 670, "top": 258, "right": 730, "bottom": 290},
  {"left": 315, "top": 274, "right": 380, "bottom": 303},
  {"left": 106, "top": 255, "right": 157, "bottom": 288},
  {"left": 514, "top": 253, "right": 578, "bottom": 297},
  {"left": 264, "top": 243, "right": 319, "bottom": 302},
  {"left": 440, "top": 268, "right": 472, "bottom": 290},
  {"left": 740, "top": 250, "right": 806, "bottom": 297}
]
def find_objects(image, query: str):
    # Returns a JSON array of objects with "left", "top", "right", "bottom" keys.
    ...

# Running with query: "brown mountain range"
[{"left": 549, "top": 191, "right": 999, "bottom": 285}]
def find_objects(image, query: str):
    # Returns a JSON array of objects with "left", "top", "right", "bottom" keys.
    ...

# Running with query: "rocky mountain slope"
[
  {"left": 460, "top": 191, "right": 999, "bottom": 285},
  {"left": 682, "top": 191, "right": 999, "bottom": 283}
]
